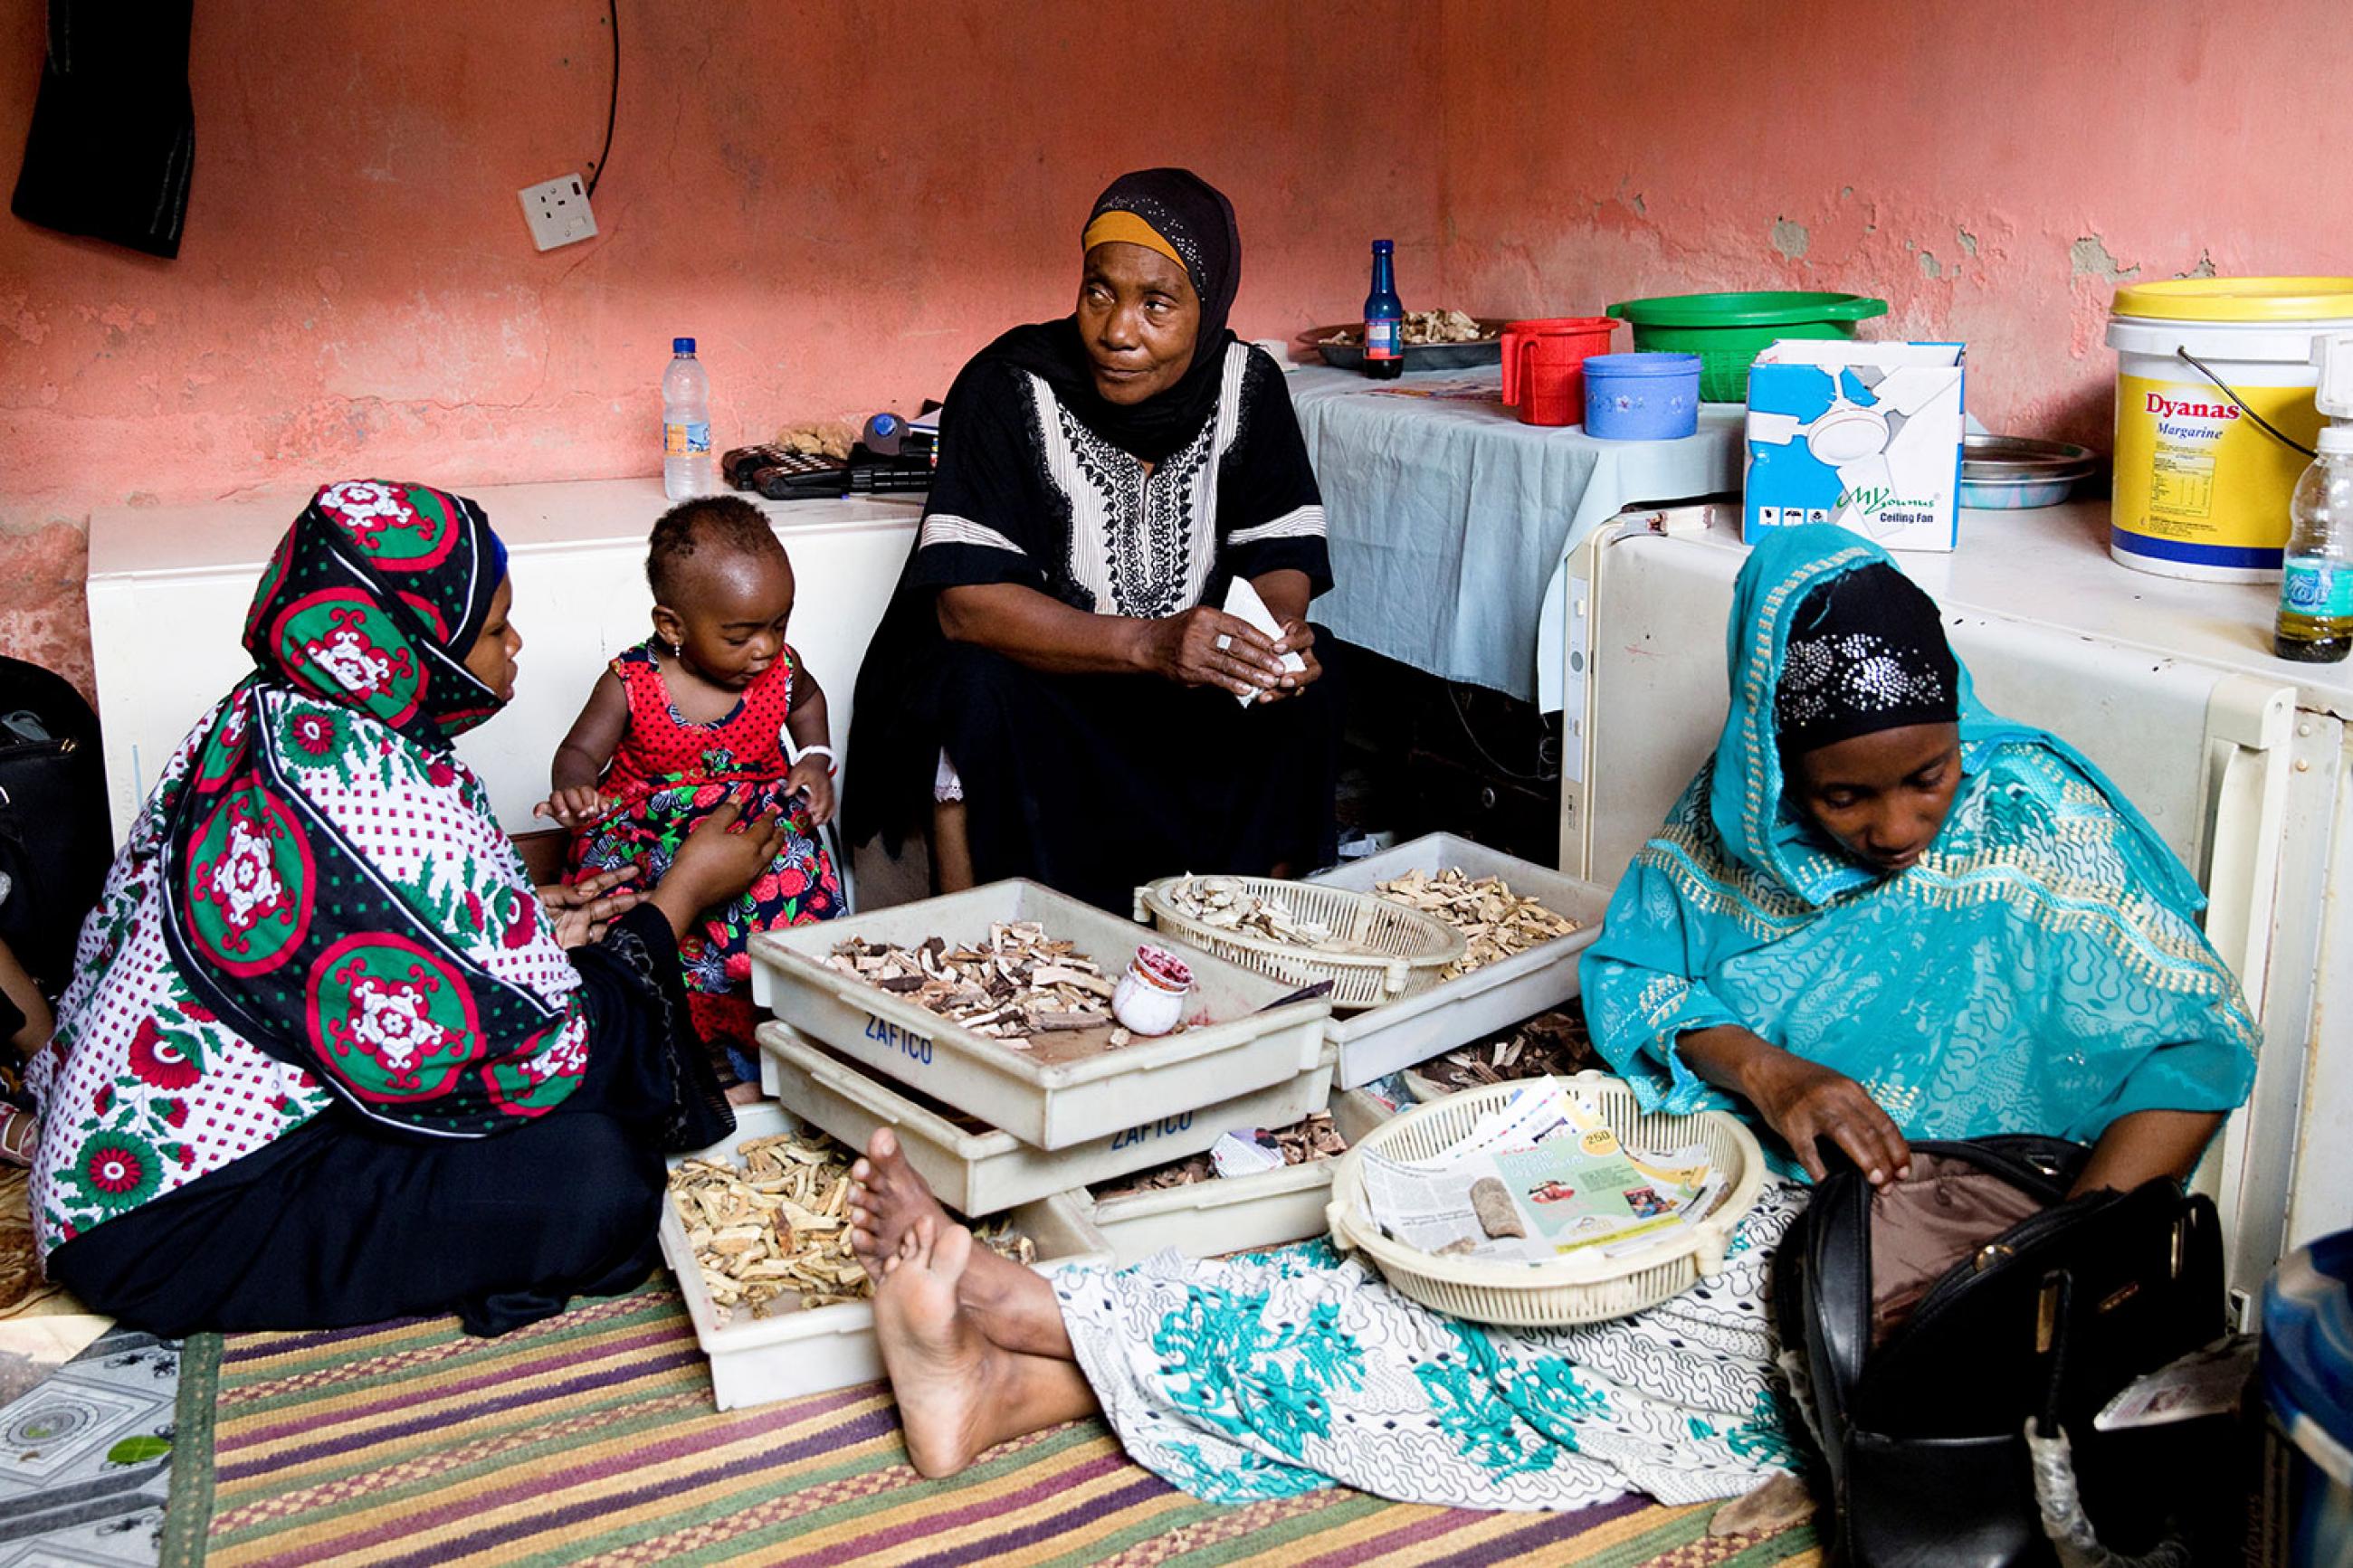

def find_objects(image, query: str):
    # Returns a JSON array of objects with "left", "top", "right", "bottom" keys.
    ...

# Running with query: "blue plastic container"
[
  {"left": 1583, "top": 353, "right": 1702, "bottom": 441},
  {"left": 2262, "top": 1230, "right": 2353, "bottom": 1567}
]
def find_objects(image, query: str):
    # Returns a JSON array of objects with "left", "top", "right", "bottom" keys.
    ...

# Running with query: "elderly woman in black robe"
[{"left": 847, "top": 169, "right": 1339, "bottom": 910}]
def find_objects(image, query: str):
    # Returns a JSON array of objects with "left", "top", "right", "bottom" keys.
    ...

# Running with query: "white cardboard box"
[{"left": 1744, "top": 341, "right": 1967, "bottom": 551}]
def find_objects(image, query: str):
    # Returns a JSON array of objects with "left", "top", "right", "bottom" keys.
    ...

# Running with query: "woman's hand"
[
  {"left": 1676, "top": 1023, "right": 1911, "bottom": 1185},
  {"left": 1742, "top": 1050, "right": 1913, "bottom": 1185},
  {"left": 539, "top": 866, "right": 642, "bottom": 948},
  {"left": 785, "top": 757, "right": 836, "bottom": 826},
  {"left": 1137, "top": 606, "right": 1291, "bottom": 700},
  {"left": 649, "top": 796, "right": 788, "bottom": 938},
  {"left": 1251, "top": 619, "right": 1323, "bottom": 704},
  {"left": 535, "top": 784, "right": 610, "bottom": 831}
]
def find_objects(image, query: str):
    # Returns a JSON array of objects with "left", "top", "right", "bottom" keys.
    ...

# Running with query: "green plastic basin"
[{"left": 1605, "top": 291, "right": 1890, "bottom": 403}]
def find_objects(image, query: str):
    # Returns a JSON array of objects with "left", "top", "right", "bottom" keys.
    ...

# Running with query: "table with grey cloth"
[{"left": 1285, "top": 364, "right": 1742, "bottom": 708}]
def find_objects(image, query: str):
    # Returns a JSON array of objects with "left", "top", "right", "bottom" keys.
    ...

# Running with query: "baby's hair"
[{"left": 646, "top": 496, "right": 788, "bottom": 603}]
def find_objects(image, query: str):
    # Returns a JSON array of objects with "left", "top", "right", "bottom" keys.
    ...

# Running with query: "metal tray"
[
  {"left": 658, "top": 1103, "right": 1110, "bottom": 1411},
  {"left": 1308, "top": 834, "right": 1611, "bottom": 1088},
  {"left": 759, "top": 1020, "right": 1340, "bottom": 1216},
  {"left": 747, "top": 879, "right": 1331, "bottom": 1150},
  {"left": 1307, "top": 318, "right": 1507, "bottom": 372}
]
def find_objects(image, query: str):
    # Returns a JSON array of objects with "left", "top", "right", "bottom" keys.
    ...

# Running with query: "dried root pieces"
[
  {"left": 1417, "top": 1010, "right": 1598, "bottom": 1096},
  {"left": 1159, "top": 878, "right": 1370, "bottom": 955},
  {"left": 824, "top": 923, "right": 1119, "bottom": 1050},
  {"left": 1374, "top": 869, "right": 1580, "bottom": 978},
  {"left": 1320, "top": 309, "right": 1493, "bottom": 347},
  {"left": 672, "top": 1126, "right": 1036, "bottom": 1327}
]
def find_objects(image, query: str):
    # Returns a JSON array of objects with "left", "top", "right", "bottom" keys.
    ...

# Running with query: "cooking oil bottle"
[{"left": 2276, "top": 332, "right": 2353, "bottom": 662}]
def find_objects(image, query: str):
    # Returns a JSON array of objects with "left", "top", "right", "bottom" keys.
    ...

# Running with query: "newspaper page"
[{"left": 1361, "top": 1080, "right": 1719, "bottom": 1263}]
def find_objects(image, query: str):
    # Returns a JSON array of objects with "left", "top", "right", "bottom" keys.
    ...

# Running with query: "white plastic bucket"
[{"left": 2106, "top": 280, "right": 2353, "bottom": 582}]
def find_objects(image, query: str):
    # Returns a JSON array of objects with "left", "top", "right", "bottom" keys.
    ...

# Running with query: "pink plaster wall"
[
  {"left": 0, "top": 0, "right": 1443, "bottom": 697},
  {"left": 1434, "top": 0, "right": 2353, "bottom": 450},
  {"left": 5, "top": 0, "right": 2344, "bottom": 701}
]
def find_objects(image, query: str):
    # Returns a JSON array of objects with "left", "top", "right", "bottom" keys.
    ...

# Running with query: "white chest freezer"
[
  {"left": 1558, "top": 500, "right": 2353, "bottom": 1302},
  {"left": 82, "top": 479, "right": 921, "bottom": 841}
]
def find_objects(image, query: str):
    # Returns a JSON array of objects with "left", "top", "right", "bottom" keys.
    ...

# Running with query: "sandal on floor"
[{"left": 0, "top": 1103, "right": 35, "bottom": 1168}]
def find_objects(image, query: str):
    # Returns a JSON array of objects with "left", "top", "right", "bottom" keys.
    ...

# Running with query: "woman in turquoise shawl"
[
  {"left": 1580, "top": 523, "right": 2255, "bottom": 1196},
  {"left": 827, "top": 525, "right": 2255, "bottom": 1516}
]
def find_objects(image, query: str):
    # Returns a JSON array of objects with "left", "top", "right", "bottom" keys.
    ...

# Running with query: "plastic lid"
[
  {"left": 2318, "top": 423, "right": 2353, "bottom": 455},
  {"left": 673, "top": 337, "right": 695, "bottom": 354},
  {"left": 1583, "top": 352, "right": 1703, "bottom": 377},
  {"left": 1605, "top": 290, "right": 1890, "bottom": 328},
  {"left": 1372, "top": 239, "right": 1394, "bottom": 252},
  {"left": 2261, "top": 1230, "right": 2353, "bottom": 1479},
  {"left": 2111, "top": 278, "right": 2353, "bottom": 323}
]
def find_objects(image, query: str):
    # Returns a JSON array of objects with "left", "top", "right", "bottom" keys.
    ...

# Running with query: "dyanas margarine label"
[{"left": 2113, "top": 375, "right": 2321, "bottom": 565}]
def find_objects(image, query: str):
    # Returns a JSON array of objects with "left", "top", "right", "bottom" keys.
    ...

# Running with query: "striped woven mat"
[{"left": 157, "top": 1284, "right": 1820, "bottom": 1566}]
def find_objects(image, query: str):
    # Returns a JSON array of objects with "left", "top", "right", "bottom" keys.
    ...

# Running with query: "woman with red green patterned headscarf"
[{"left": 24, "top": 480, "right": 787, "bottom": 1336}]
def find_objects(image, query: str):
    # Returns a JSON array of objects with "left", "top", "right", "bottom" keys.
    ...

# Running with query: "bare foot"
[
  {"left": 847, "top": 1128, "right": 953, "bottom": 1283},
  {"left": 873, "top": 1216, "right": 996, "bottom": 1478},
  {"left": 724, "top": 1080, "right": 767, "bottom": 1107}
]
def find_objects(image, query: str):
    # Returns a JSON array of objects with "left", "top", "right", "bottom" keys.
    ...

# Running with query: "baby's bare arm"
[
  {"left": 551, "top": 670, "right": 631, "bottom": 793},
  {"left": 785, "top": 660, "right": 830, "bottom": 753}
]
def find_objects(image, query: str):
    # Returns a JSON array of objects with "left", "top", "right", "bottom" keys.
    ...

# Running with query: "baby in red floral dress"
[{"left": 539, "top": 498, "right": 843, "bottom": 1098}]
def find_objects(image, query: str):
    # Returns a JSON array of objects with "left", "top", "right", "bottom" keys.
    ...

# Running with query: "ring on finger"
[{"left": 1214, "top": 633, "right": 1233, "bottom": 652}]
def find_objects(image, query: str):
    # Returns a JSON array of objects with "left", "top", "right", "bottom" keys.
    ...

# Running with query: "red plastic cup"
[{"left": 1500, "top": 317, "right": 1620, "bottom": 425}]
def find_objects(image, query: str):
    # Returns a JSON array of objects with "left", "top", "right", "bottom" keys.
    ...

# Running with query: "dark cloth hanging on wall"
[{"left": 11, "top": 0, "right": 196, "bottom": 259}]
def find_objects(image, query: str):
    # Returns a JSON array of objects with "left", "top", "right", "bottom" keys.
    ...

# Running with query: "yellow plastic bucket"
[{"left": 2106, "top": 278, "right": 2353, "bottom": 582}]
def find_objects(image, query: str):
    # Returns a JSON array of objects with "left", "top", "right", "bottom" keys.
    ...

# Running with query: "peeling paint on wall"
[
  {"left": 1771, "top": 218, "right": 1811, "bottom": 261},
  {"left": 2070, "top": 234, "right": 2142, "bottom": 282}
]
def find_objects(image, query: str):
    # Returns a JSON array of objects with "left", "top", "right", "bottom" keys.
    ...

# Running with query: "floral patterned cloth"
[
  {"left": 566, "top": 641, "right": 841, "bottom": 1064},
  {"left": 27, "top": 481, "right": 597, "bottom": 1254},
  {"left": 1056, "top": 1184, "right": 1808, "bottom": 1511}
]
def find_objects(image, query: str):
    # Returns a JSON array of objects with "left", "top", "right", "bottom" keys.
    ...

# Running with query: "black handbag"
[
  {"left": 1776, "top": 1135, "right": 2231, "bottom": 1567},
  {"left": 0, "top": 655, "right": 111, "bottom": 997}
]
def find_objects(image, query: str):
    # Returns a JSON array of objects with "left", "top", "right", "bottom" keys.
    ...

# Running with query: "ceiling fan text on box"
[{"left": 519, "top": 175, "right": 597, "bottom": 251}]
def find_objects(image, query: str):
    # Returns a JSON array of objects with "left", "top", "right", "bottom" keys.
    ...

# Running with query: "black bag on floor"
[
  {"left": 1776, "top": 1135, "right": 2231, "bottom": 1567},
  {"left": 0, "top": 656, "right": 111, "bottom": 997}
]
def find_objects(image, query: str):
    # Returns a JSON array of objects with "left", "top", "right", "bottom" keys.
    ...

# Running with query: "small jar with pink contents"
[{"left": 1111, "top": 945, "right": 1194, "bottom": 1037}]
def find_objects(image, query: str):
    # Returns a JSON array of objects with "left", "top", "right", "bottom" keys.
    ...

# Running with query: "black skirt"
[
  {"left": 854, "top": 637, "right": 1341, "bottom": 913},
  {"left": 46, "top": 905, "right": 733, "bottom": 1338}
]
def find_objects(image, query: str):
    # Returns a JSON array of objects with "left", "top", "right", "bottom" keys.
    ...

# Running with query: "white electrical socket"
[{"left": 519, "top": 175, "right": 597, "bottom": 252}]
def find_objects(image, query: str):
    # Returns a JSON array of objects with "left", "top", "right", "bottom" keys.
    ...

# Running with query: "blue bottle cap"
[
  {"left": 673, "top": 337, "right": 695, "bottom": 354},
  {"left": 1372, "top": 239, "right": 1394, "bottom": 252}
]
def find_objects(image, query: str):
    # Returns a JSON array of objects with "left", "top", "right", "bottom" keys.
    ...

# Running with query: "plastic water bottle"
[
  {"left": 2275, "top": 332, "right": 2353, "bottom": 662},
  {"left": 2276, "top": 444, "right": 2353, "bottom": 661},
  {"left": 1362, "top": 241, "right": 1404, "bottom": 381},
  {"left": 662, "top": 337, "right": 716, "bottom": 499}
]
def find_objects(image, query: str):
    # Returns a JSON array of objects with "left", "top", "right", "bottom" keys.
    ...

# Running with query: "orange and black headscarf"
[{"left": 975, "top": 167, "right": 1242, "bottom": 462}]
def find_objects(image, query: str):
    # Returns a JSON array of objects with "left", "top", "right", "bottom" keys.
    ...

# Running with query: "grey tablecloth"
[{"left": 1287, "top": 365, "right": 1742, "bottom": 706}]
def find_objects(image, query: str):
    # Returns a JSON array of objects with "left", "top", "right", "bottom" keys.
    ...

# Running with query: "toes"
[
  {"left": 851, "top": 1159, "right": 872, "bottom": 1184},
  {"left": 934, "top": 1222, "right": 974, "bottom": 1277},
  {"left": 871, "top": 1128, "right": 900, "bottom": 1164}
]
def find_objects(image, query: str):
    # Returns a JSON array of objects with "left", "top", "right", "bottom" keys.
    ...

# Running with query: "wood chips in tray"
[
  {"left": 1373, "top": 868, "right": 1581, "bottom": 978},
  {"left": 825, "top": 923, "right": 1129, "bottom": 1051},
  {"left": 1412, "top": 1010, "right": 1597, "bottom": 1097},
  {"left": 1091, "top": 1111, "right": 1348, "bottom": 1200},
  {"left": 670, "top": 1127, "right": 1037, "bottom": 1327}
]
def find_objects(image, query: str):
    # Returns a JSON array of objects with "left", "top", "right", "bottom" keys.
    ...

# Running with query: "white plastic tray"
[
  {"left": 1077, "top": 1088, "right": 1393, "bottom": 1266},
  {"left": 659, "top": 1103, "right": 1110, "bottom": 1411},
  {"left": 759, "top": 1019, "right": 1339, "bottom": 1217},
  {"left": 748, "top": 880, "right": 1330, "bottom": 1150},
  {"left": 1309, "top": 834, "right": 1611, "bottom": 1089}
]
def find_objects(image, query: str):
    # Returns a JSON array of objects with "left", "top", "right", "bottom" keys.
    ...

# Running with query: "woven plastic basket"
[
  {"left": 1134, "top": 875, "right": 1463, "bottom": 1011},
  {"left": 1326, "top": 1074, "right": 1767, "bottom": 1326}
]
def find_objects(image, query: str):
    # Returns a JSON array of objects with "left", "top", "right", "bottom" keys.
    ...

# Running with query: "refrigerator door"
[{"left": 1566, "top": 516, "right": 2312, "bottom": 1297}]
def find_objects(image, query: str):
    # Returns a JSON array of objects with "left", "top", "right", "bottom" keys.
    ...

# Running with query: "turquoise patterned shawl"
[{"left": 1578, "top": 525, "right": 2256, "bottom": 1150}]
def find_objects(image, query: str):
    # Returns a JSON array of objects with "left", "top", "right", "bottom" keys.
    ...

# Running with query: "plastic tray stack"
[
  {"left": 749, "top": 880, "right": 1331, "bottom": 1151},
  {"left": 657, "top": 1102, "right": 1111, "bottom": 1411}
]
